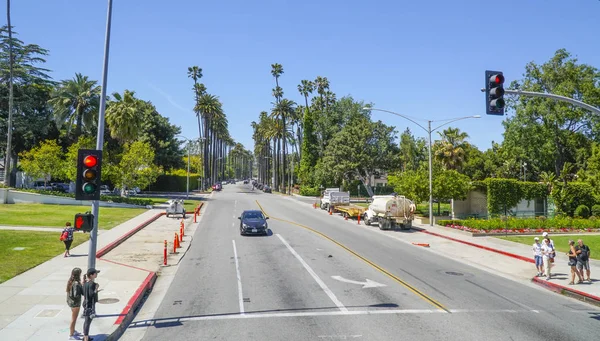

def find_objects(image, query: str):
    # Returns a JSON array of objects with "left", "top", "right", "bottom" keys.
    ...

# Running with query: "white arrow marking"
[{"left": 331, "top": 276, "right": 386, "bottom": 288}]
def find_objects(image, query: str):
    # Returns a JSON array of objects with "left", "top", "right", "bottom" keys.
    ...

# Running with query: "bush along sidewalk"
[
  {"left": 4, "top": 188, "right": 153, "bottom": 206},
  {"left": 438, "top": 217, "right": 600, "bottom": 234}
]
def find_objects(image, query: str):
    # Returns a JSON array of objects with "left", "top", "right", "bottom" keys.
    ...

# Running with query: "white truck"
[
  {"left": 319, "top": 188, "right": 350, "bottom": 211},
  {"left": 364, "top": 195, "right": 416, "bottom": 230}
]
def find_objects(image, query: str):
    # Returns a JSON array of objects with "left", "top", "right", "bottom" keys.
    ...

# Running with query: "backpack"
[
  {"left": 580, "top": 245, "right": 590, "bottom": 261},
  {"left": 60, "top": 231, "right": 69, "bottom": 241},
  {"left": 67, "top": 282, "right": 82, "bottom": 306}
]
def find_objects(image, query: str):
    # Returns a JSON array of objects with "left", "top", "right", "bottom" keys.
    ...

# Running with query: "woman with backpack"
[
  {"left": 60, "top": 222, "right": 75, "bottom": 257},
  {"left": 66, "top": 267, "right": 83, "bottom": 340}
]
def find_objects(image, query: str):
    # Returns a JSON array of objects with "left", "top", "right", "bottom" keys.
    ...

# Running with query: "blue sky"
[{"left": 8, "top": 0, "right": 600, "bottom": 151}]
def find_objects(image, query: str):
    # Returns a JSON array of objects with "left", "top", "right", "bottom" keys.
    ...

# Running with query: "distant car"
[
  {"left": 263, "top": 185, "right": 272, "bottom": 193},
  {"left": 238, "top": 210, "right": 269, "bottom": 236},
  {"left": 212, "top": 183, "right": 222, "bottom": 191}
]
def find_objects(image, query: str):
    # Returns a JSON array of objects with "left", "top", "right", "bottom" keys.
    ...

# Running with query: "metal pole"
[
  {"left": 504, "top": 89, "right": 600, "bottom": 115},
  {"left": 4, "top": 0, "right": 14, "bottom": 186},
  {"left": 186, "top": 142, "right": 190, "bottom": 199},
  {"left": 428, "top": 120, "right": 433, "bottom": 227},
  {"left": 89, "top": 0, "right": 113, "bottom": 271}
]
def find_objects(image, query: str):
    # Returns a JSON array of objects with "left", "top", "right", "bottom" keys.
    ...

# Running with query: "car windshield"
[{"left": 243, "top": 212, "right": 263, "bottom": 219}]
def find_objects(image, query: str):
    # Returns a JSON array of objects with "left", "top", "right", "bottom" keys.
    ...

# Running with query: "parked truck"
[
  {"left": 364, "top": 195, "right": 416, "bottom": 230},
  {"left": 319, "top": 188, "right": 350, "bottom": 211}
]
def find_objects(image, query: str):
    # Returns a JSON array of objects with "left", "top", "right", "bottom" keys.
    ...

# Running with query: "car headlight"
[{"left": 242, "top": 224, "right": 249, "bottom": 228}]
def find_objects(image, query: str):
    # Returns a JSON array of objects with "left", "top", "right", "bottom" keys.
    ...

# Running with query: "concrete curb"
[
  {"left": 96, "top": 212, "right": 165, "bottom": 258},
  {"left": 531, "top": 276, "right": 600, "bottom": 307},
  {"left": 412, "top": 227, "right": 535, "bottom": 264}
]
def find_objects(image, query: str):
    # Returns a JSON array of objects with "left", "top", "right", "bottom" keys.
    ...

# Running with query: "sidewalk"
[
  {"left": 0, "top": 203, "right": 202, "bottom": 341},
  {"left": 287, "top": 195, "right": 600, "bottom": 306}
]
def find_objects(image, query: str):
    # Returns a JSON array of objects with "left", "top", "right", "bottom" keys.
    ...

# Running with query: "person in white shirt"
[
  {"left": 532, "top": 237, "right": 543, "bottom": 276},
  {"left": 541, "top": 238, "right": 554, "bottom": 280},
  {"left": 542, "top": 232, "right": 555, "bottom": 276}
]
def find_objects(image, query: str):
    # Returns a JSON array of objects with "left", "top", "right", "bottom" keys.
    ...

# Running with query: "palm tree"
[
  {"left": 105, "top": 90, "right": 145, "bottom": 143},
  {"left": 297, "top": 80, "right": 314, "bottom": 161},
  {"left": 195, "top": 93, "right": 222, "bottom": 186},
  {"left": 434, "top": 127, "right": 469, "bottom": 170},
  {"left": 187, "top": 66, "right": 204, "bottom": 138},
  {"left": 271, "top": 63, "right": 285, "bottom": 192},
  {"left": 48, "top": 73, "right": 100, "bottom": 138},
  {"left": 272, "top": 98, "right": 296, "bottom": 192}
]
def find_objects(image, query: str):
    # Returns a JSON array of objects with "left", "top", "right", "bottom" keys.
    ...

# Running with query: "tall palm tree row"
[{"left": 189, "top": 66, "right": 246, "bottom": 189}]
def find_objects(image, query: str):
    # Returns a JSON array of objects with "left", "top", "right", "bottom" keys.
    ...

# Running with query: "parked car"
[
  {"left": 212, "top": 183, "right": 222, "bottom": 191},
  {"left": 263, "top": 185, "right": 272, "bottom": 193},
  {"left": 238, "top": 210, "right": 269, "bottom": 236}
]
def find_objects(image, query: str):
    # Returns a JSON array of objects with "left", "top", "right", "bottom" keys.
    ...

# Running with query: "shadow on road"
[{"left": 128, "top": 303, "right": 401, "bottom": 329}]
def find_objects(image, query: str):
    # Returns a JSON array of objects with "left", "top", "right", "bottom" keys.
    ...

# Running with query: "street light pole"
[
  {"left": 89, "top": 0, "right": 113, "bottom": 270},
  {"left": 186, "top": 142, "right": 190, "bottom": 199},
  {"left": 364, "top": 107, "right": 480, "bottom": 226}
]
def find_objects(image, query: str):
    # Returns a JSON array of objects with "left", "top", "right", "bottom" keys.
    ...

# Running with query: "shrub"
[
  {"left": 150, "top": 174, "right": 200, "bottom": 192},
  {"left": 299, "top": 186, "right": 320, "bottom": 196},
  {"left": 574, "top": 205, "right": 590, "bottom": 219},
  {"left": 551, "top": 182, "right": 595, "bottom": 217},
  {"left": 439, "top": 217, "right": 600, "bottom": 230},
  {"left": 592, "top": 205, "right": 600, "bottom": 217}
]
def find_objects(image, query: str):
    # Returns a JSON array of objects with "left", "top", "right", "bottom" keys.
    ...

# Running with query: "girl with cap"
[{"left": 82, "top": 268, "right": 100, "bottom": 341}]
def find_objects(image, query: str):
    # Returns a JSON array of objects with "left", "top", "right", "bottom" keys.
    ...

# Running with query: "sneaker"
[
  {"left": 73, "top": 330, "right": 81, "bottom": 336},
  {"left": 69, "top": 335, "right": 81, "bottom": 340}
]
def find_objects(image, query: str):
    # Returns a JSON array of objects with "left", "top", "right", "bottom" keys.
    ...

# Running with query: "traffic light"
[
  {"left": 74, "top": 212, "right": 94, "bottom": 232},
  {"left": 75, "top": 149, "right": 102, "bottom": 200},
  {"left": 485, "top": 70, "right": 505, "bottom": 115}
]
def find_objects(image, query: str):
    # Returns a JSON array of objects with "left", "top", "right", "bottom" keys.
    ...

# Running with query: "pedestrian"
[
  {"left": 532, "top": 237, "right": 543, "bottom": 276},
  {"left": 566, "top": 240, "right": 583, "bottom": 285},
  {"left": 543, "top": 232, "right": 556, "bottom": 276},
  {"left": 60, "top": 222, "right": 75, "bottom": 257},
  {"left": 66, "top": 267, "right": 83, "bottom": 340},
  {"left": 541, "top": 238, "right": 554, "bottom": 280},
  {"left": 575, "top": 239, "right": 591, "bottom": 282},
  {"left": 82, "top": 268, "right": 101, "bottom": 341}
]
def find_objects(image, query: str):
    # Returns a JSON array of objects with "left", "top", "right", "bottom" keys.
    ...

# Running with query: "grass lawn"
[
  {"left": 0, "top": 204, "right": 146, "bottom": 229},
  {"left": 0, "top": 230, "right": 89, "bottom": 284},
  {"left": 417, "top": 202, "right": 451, "bottom": 216},
  {"left": 499, "top": 235, "right": 600, "bottom": 260},
  {"left": 140, "top": 197, "right": 203, "bottom": 213}
]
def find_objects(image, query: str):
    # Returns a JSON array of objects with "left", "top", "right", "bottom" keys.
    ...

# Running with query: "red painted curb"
[
  {"left": 96, "top": 212, "right": 165, "bottom": 258},
  {"left": 114, "top": 272, "right": 157, "bottom": 325},
  {"left": 418, "top": 230, "right": 535, "bottom": 264},
  {"left": 532, "top": 276, "right": 600, "bottom": 305}
]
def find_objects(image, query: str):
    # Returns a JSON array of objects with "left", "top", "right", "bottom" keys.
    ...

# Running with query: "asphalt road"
[{"left": 138, "top": 184, "right": 600, "bottom": 341}]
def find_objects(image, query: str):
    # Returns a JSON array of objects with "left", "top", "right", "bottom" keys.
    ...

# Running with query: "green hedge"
[
  {"left": 150, "top": 174, "right": 200, "bottom": 192},
  {"left": 438, "top": 217, "right": 600, "bottom": 230},
  {"left": 486, "top": 179, "right": 547, "bottom": 216},
  {"left": 299, "top": 186, "right": 320, "bottom": 196}
]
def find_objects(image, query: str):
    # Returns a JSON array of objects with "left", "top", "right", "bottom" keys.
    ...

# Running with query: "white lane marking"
[
  {"left": 130, "top": 308, "right": 540, "bottom": 325},
  {"left": 232, "top": 240, "right": 245, "bottom": 315},
  {"left": 276, "top": 234, "right": 348, "bottom": 312},
  {"left": 331, "top": 276, "right": 386, "bottom": 288},
  {"left": 318, "top": 335, "right": 362, "bottom": 339}
]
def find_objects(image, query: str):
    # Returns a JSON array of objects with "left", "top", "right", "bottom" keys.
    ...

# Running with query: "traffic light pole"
[
  {"left": 89, "top": 0, "right": 113, "bottom": 270},
  {"left": 480, "top": 88, "right": 600, "bottom": 115}
]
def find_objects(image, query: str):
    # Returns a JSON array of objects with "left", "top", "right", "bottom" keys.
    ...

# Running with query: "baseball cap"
[
  {"left": 542, "top": 232, "right": 548, "bottom": 237},
  {"left": 87, "top": 268, "right": 101, "bottom": 276},
  {"left": 534, "top": 237, "right": 539, "bottom": 240}
]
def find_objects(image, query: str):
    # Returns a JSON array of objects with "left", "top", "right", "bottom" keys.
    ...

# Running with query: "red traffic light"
[
  {"left": 75, "top": 216, "right": 84, "bottom": 229},
  {"left": 489, "top": 74, "right": 504, "bottom": 86},
  {"left": 83, "top": 155, "right": 98, "bottom": 168}
]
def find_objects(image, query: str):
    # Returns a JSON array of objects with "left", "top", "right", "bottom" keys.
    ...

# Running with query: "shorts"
[
  {"left": 534, "top": 255, "right": 542, "bottom": 267},
  {"left": 577, "top": 260, "right": 590, "bottom": 271}
]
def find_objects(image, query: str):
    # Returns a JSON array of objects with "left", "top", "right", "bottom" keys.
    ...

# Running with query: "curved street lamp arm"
[
  {"left": 431, "top": 116, "right": 480, "bottom": 133},
  {"left": 364, "top": 108, "right": 429, "bottom": 133}
]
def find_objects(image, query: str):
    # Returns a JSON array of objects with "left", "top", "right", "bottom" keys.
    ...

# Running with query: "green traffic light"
[{"left": 82, "top": 183, "right": 97, "bottom": 194}]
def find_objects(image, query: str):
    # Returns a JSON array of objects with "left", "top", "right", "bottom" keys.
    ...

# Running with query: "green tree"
[
  {"left": 503, "top": 49, "right": 600, "bottom": 177},
  {"left": 19, "top": 140, "right": 64, "bottom": 185},
  {"left": 105, "top": 90, "right": 145, "bottom": 143},
  {"left": 49, "top": 73, "right": 100, "bottom": 138},
  {"left": 105, "top": 141, "right": 161, "bottom": 196},
  {"left": 137, "top": 101, "right": 184, "bottom": 170},
  {"left": 433, "top": 169, "right": 471, "bottom": 214},
  {"left": 299, "top": 107, "right": 318, "bottom": 184},
  {"left": 434, "top": 127, "right": 469, "bottom": 171},
  {"left": 398, "top": 128, "right": 427, "bottom": 171},
  {"left": 387, "top": 169, "right": 429, "bottom": 203}
]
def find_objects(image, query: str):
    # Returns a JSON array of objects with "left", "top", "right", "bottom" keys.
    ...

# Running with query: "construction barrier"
[{"left": 163, "top": 240, "right": 167, "bottom": 265}]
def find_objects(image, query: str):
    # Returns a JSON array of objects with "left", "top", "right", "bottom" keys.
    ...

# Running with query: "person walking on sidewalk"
[
  {"left": 541, "top": 238, "right": 554, "bottom": 280},
  {"left": 575, "top": 239, "right": 591, "bottom": 282},
  {"left": 532, "top": 237, "right": 544, "bottom": 276},
  {"left": 66, "top": 267, "right": 83, "bottom": 340},
  {"left": 566, "top": 240, "right": 583, "bottom": 285},
  {"left": 61, "top": 222, "right": 76, "bottom": 257},
  {"left": 82, "top": 268, "right": 101, "bottom": 341}
]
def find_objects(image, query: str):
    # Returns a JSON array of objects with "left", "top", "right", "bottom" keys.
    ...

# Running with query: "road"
[{"left": 137, "top": 183, "right": 599, "bottom": 341}]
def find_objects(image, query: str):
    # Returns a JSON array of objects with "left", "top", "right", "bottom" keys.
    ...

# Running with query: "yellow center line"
[{"left": 255, "top": 200, "right": 449, "bottom": 313}]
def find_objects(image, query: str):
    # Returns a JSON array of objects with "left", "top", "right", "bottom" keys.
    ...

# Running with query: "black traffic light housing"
[
  {"left": 75, "top": 149, "right": 103, "bottom": 200},
  {"left": 485, "top": 70, "right": 505, "bottom": 115},
  {"left": 74, "top": 212, "right": 94, "bottom": 233}
]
